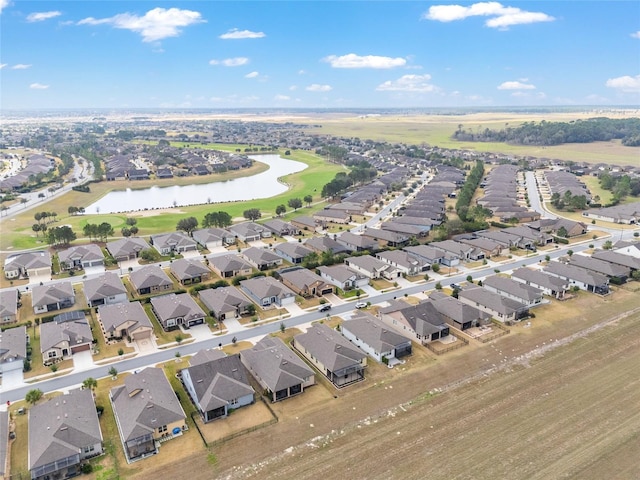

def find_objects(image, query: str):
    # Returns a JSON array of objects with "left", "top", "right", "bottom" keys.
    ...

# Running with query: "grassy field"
[
  {"left": 0, "top": 149, "right": 342, "bottom": 251},
  {"left": 301, "top": 112, "right": 640, "bottom": 166},
  {"left": 108, "top": 284, "right": 640, "bottom": 480}
]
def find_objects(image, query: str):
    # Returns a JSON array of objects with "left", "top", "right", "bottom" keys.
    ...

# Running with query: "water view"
[{"left": 85, "top": 154, "right": 307, "bottom": 214}]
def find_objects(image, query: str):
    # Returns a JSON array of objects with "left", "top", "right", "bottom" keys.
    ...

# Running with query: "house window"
[
  {"left": 48, "top": 351, "right": 57, "bottom": 358},
  {"left": 84, "top": 445, "right": 95, "bottom": 453},
  {"left": 230, "top": 398, "right": 238, "bottom": 406},
  {"left": 158, "top": 425, "right": 167, "bottom": 433}
]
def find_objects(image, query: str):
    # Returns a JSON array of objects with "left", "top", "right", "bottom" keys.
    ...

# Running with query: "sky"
[{"left": 1, "top": 1, "right": 639, "bottom": 109}]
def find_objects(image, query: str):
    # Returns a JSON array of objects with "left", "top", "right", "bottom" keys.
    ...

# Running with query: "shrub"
[
  {"left": 435, "top": 282, "right": 442, "bottom": 290},
  {"left": 81, "top": 464, "right": 93, "bottom": 474}
]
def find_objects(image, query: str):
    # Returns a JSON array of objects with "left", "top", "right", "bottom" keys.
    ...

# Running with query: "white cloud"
[
  {"left": 323, "top": 54, "right": 406, "bottom": 69},
  {"left": 27, "top": 11, "right": 61, "bottom": 22},
  {"left": 30, "top": 83, "right": 49, "bottom": 89},
  {"left": 289, "top": 85, "right": 298, "bottom": 91},
  {"left": 0, "top": 0, "right": 10, "bottom": 14},
  {"left": 297, "top": 70, "right": 306, "bottom": 75},
  {"left": 423, "top": 2, "right": 554, "bottom": 29},
  {"left": 605, "top": 74, "right": 640, "bottom": 93},
  {"left": 11, "top": 64, "right": 32, "bottom": 70},
  {"left": 631, "top": 31, "right": 640, "bottom": 39},
  {"left": 219, "top": 28, "right": 265, "bottom": 39},
  {"left": 306, "top": 84, "right": 332, "bottom": 92},
  {"left": 274, "top": 94, "right": 291, "bottom": 101},
  {"left": 209, "top": 57, "right": 249, "bottom": 67},
  {"left": 0, "top": 63, "right": 6, "bottom": 69},
  {"left": 245, "top": 71, "right": 259, "bottom": 78},
  {"left": 77, "top": 7, "right": 204, "bottom": 43},
  {"left": 498, "top": 80, "right": 536, "bottom": 90},
  {"left": 376, "top": 74, "right": 438, "bottom": 92}
]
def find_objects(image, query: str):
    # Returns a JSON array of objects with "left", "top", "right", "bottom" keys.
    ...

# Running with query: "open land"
[{"left": 113, "top": 286, "right": 640, "bottom": 480}]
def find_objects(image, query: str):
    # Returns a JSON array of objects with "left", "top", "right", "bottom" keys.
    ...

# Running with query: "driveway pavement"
[
  {"left": 186, "top": 324, "right": 213, "bottom": 341},
  {"left": 72, "top": 350, "right": 95, "bottom": 372},
  {"left": 284, "top": 303, "right": 305, "bottom": 316},
  {"left": 135, "top": 337, "right": 156, "bottom": 354},
  {"left": 83, "top": 265, "right": 105, "bottom": 276},
  {"left": 181, "top": 250, "right": 202, "bottom": 259},
  {"left": 1, "top": 368, "right": 25, "bottom": 389},
  {"left": 221, "top": 317, "right": 243, "bottom": 333}
]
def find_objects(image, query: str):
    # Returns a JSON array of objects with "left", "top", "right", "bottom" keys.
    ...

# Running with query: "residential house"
[
  {"left": 431, "top": 240, "right": 484, "bottom": 261},
  {"left": 482, "top": 275, "right": 544, "bottom": 307},
  {"left": 239, "top": 276, "right": 296, "bottom": 308},
  {"left": 567, "top": 254, "right": 630, "bottom": 283},
  {"left": 98, "top": 301, "right": 153, "bottom": 342},
  {"left": 170, "top": 258, "right": 211, "bottom": 285},
  {"left": 150, "top": 293, "right": 206, "bottom": 330},
  {"left": 317, "top": 264, "right": 369, "bottom": 291},
  {"left": 29, "top": 389, "right": 103, "bottom": 480},
  {"left": 341, "top": 312, "right": 412, "bottom": 363},
  {"left": 475, "top": 230, "right": 526, "bottom": 249},
  {"left": 3, "top": 251, "right": 51, "bottom": 279},
  {"left": 510, "top": 267, "right": 569, "bottom": 299},
  {"left": 273, "top": 242, "right": 314, "bottom": 265},
  {"left": 0, "top": 289, "right": 18, "bottom": 324},
  {"left": 110, "top": 367, "right": 186, "bottom": 463},
  {"left": 0, "top": 325, "right": 27, "bottom": 375},
  {"left": 192, "top": 228, "right": 235, "bottom": 250},
  {"left": 544, "top": 261, "right": 610, "bottom": 294},
  {"left": 457, "top": 286, "right": 529, "bottom": 323},
  {"left": 58, "top": 244, "right": 105, "bottom": 271},
  {"left": 31, "top": 281, "right": 75, "bottom": 314},
  {"left": 291, "top": 215, "right": 321, "bottom": 233},
  {"left": 40, "top": 311, "right": 93, "bottom": 365},
  {"left": 581, "top": 201, "right": 640, "bottom": 224},
  {"left": 181, "top": 354, "right": 254, "bottom": 422},
  {"left": 106, "top": 237, "right": 150, "bottom": 262},
  {"left": 380, "top": 221, "right": 429, "bottom": 238},
  {"left": 208, "top": 254, "right": 253, "bottom": 278},
  {"left": 129, "top": 265, "right": 174, "bottom": 295},
  {"left": 592, "top": 249, "right": 640, "bottom": 272},
  {"left": 428, "top": 292, "right": 491, "bottom": 331},
  {"left": 304, "top": 236, "right": 352, "bottom": 255},
  {"left": 150, "top": 232, "right": 198, "bottom": 255},
  {"left": 241, "top": 336, "right": 316, "bottom": 402},
  {"left": 84, "top": 272, "right": 128, "bottom": 307},
  {"left": 502, "top": 225, "right": 553, "bottom": 247},
  {"left": 189, "top": 348, "right": 226, "bottom": 367},
  {"left": 527, "top": 218, "right": 588, "bottom": 237},
  {"left": 402, "top": 245, "right": 454, "bottom": 267},
  {"left": 378, "top": 299, "right": 450, "bottom": 344},
  {"left": 198, "top": 286, "right": 252, "bottom": 321},
  {"left": 242, "top": 247, "right": 284, "bottom": 271},
  {"left": 263, "top": 219, "right": 300, "bottom": 237},
  {"left": 361, "top": 228, "right": 410, "bottom": 248},
  {"left": 337, "top": 232, "right": 378, "bottom": 252},
  {"left": 344, "top": 255, "right": 400, "bottom": 280},
  {"left": 228, "top": 222, "right": 271, "bottom": 242},
  {"left": 279, "top": 267, "right": 334, "bottom": 298},
  {"left": 457, "top": 237, "right": 505, "bottom": 258},
  {"left": 292, "top": 323, "right": 367, "bottom": 388},
  {"left": 313, "top": 208, "right": 350, "bottom": 224},
  {"left": 376, "top": 250, "right": 429, "bottom": 276}
]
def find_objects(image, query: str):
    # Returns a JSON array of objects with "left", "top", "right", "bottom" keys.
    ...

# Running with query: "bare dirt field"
[{"left": 123, "top": 287, "right": 640, "bottom": 480}]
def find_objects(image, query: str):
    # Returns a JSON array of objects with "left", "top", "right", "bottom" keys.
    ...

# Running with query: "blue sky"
[{"left": 1, "top": 1, "right": 639, "bottom": 109}]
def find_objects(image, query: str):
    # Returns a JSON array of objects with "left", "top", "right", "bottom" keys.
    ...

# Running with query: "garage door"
[
  {"left": 71, "top": 343, "right": 91, "bottom": 353},
  {"left": 132, "top": 330, "right": 151, "bottom": 341}
]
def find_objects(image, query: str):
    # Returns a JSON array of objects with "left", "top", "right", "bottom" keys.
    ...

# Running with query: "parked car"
[
  {"left": 450, "top": 283, "right": 461, "bottom": 290},
  {"left": 354, "top": 302, "right": 367, "bottom": 309},
  {"left": 318, "top": 304, "right": 332, "bottom": 312}
]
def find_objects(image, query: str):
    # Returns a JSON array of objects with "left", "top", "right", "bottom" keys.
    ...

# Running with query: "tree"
[
  {"left": 557, "top": 226, "right": 568, "bottom": 238},
  {"left": 140, "top": 249, "right": 161, "bottom": 262},
  {"left": 303, "top": 195, "right": 313, "bottom": 207},
  {"left": 567, "top": 250, "right": 574, "bottom": 257},
  {"left": 275, "top": 204, "right": 287, "bottom": 217},
  {"left": 121, "top": 227, "right": 132, "bottom": 237},
  {"left": 431, "top": 263, "right": 440, "bottom": 273},
  {"left": 82, "top": 377, "right": 98, "bottom": 392},
  {"left": 603, "top": 240, "right": 613, "bottom": 250},
  {"left": 97, "top": 222, "right": 114, "bottom": 241},
  {"left": 175, "top": 334, "right": 184, "bottom": 344},
  {"left": 243, "top": 208, "right": 261, "bottom": 221},
  {"left": 125, "top": 217, "right": 137, "bottom": 226},
  {"left": 108, "top": 366, "right": 118, "bottom": 377},
  {"left": 25, "top": 388, "right": 43, "bottom": 405},
  {"left": 202, "top": 211, "right": 232, "bottom": 228},
  {"left": 288, "top": 198, "right": 303, "bottom": 211},
  {"left": 176, "top": 216, "right": 198, "bottom": 236},
  {"left": 32, "top": 224, "right": 41, "bottom": 236},
  {"left": 130, "top": 226, "right": 139, "bottom": 236}
]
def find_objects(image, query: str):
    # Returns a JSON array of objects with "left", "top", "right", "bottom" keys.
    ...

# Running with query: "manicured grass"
[{"left": 0, "top": 149, "right": 342, "bottom": 250}]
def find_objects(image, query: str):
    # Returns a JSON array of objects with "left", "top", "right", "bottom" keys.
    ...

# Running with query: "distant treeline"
[{"left": 453, "top": 117, "right": 640, "bottom": 146}]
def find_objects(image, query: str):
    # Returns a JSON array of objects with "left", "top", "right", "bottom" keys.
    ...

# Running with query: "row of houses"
[
  {"left": 477, "top": 164, "right": 540, "bottom": 223},
  {"left": 0, "top": 154, "right": 54, "bottom": 192}
]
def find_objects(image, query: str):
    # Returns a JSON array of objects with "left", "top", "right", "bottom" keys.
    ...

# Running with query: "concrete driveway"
[
  {"left": 185, "top": 324, "right": 212, "bottom": 341},
  {"left": 284, "top": 303, "right": 305, "bottom": 316},
  {"left": 1, "top": 368, "right": 25, "bottom": 389},
  {"left": 83, "top": 265, "right": 105, "bottom": 276},
  {"left": 181, "top": 250, "right": 202, "bottom": 259},
  {"left": 72, "top": 350, "right": 94, "bottom": 372},
  {"left": 28, "top": 272, "right": 51, "bottom": 285},
  {"left": 135, "top": 337, "right": 156, "bottom": 354}
]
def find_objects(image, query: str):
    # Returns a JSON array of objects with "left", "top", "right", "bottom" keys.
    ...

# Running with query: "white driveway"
[
  {"left": 222, "top": 317, "right": 244, "bottom": 333},
  {"left": 1, "top": 368, "right": 25, "bottom": 389},
  {"left": 72, "top": 350, "right": 94, "bottom": 372},
  {"left": 181, "top": 250, "right": 201, "bottom": 259},
  {"left": 83, "top": 265, "right": 105, "bottom": 276},
  {"left": 359, "top": 285, "right": 378, "bottom": 297},
  {"left": 118, "top": 259, "right": 139, "bottom": 271},
  {"left": 284, "top": 303, "right": 305, "bottom": 316},
  {"left": 135, "top": 337, "right": 156, "bottom": 354},
  {"left": 28, "top": 272, "right": 51, "bottom": 285},
  {"left": 185, "top": 324, "right": 212, "bottom": 341}
]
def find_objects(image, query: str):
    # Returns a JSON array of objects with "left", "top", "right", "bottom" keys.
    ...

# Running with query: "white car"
[{"left": 354, "top": 302, "right": 367, "bottom": 309}]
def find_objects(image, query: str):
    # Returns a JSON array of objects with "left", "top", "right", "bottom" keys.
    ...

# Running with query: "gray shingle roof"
[
  {"left": 182, "top": 354, "right": 253, "bottom": 411},
  {"left": 544, "top": 261, "right": 609, "bottom": 286},
  {"left": 294, "top": 323, "right": 366, "bottom": 371},
  {"left": 83, "top": 272, "right": 127, "bottom": 302},
  {"left": 241, "top": 336, "right": 314, "bottom": 393},
  {"left": 240, "top": 276, "right": 295, "bottom": 300},
  {"left": 110, "top": 367, "right": 185, "bottom": 442},
  {"left": 209, "top": 254, "right": 252, "bottom": 274},
  {"left": 0, "top": 325, "right": 27, "bottom": 364},
  {"left": 29, "top": 389, "right": 102, "bottom": 471},
  {"left": 511, "top": 267, "right": 568, "bottom": 291},
  {"left": 3, "top": 251, "right": 51, "bottom": 272},
  {"left": 40, "top": 314, "right": 93, "bottom": 352},
  {"left": 106, "top": 237, "right": 150, "bottom": 259},
  {"left": 150, "top": 293, "right": 206, "bottom": 323},
  {"left": 0, "top": 289, "right": 18, "bottom": 319},
  {"left": 483, "top": 275, "right": 543, "bottom": 302},
  {"left": 429, "top": 293, "right": 491, "bottom": 324},
  {"left": 198, "top": 286, "right": 251, "bottom": 317},
  {"left": 129, "top": 265, "right": 173, "bottom": 290},
  {"left": 31, "top": 281, "right": 74, "bottom": 308},
  {"left": 169, "top": 258, "right": 210, "bottom": 281},
  {"left": 189, "top": 348, "right": 226, "bottom": 367},
  {"left": 58, "top": 244, "right": 104, "bottom": 265},
  {"left": 98, "top": 301, "right": 153, "bottom": 334},
  {"left": 342, "top": 312, "right": 411, "bottom": 353},
  {"left": 458, "top": 285, "right": 528, "bottom": 316}
]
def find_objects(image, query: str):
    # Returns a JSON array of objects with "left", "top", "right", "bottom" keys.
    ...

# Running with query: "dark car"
[{"left": 318, "top": 304, "right": 332, "bottom": 312}]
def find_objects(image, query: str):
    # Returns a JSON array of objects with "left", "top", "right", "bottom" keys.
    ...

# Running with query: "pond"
[{"left": 85, "top": 154, "right": 307, "bottom": 214}]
